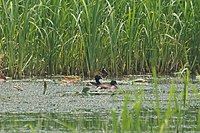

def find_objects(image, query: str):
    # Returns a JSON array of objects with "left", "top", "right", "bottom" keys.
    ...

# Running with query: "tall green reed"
[
  {"left": 2, "top": 0, "right": 15, "bottom": 77},
  {"left": 112, "top": 91, "right": 144, "bottom": 132},
  {"left": 1, "top": 0, "right": 199, "bottom": 77},
  {"left": 76, "top": 0, "right": 103, "bottom": 76}
]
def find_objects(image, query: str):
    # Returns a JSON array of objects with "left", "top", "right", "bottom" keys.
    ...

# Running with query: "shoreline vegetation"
[{"left": 0, "top": 0, "right": 200, "bottom": 79}]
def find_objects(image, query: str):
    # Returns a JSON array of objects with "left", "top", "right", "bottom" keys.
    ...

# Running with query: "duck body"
[
  {"left": 89, "top": 75, "right": 102, "bottom": 87},
  {"left": 97, "top": 80, "right": 118, "bottom": 92},
  {"left": 87, "top": 68, "right": 109, "bottom": 87}
]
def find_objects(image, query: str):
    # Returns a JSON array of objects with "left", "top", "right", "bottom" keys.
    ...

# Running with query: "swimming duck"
[
  {"left": 88, "top": 68, "right": 108, "bottom": 86},
  {"left": 97, "top": 80, "right": 118, "bottom": 92},
  {"left": 89, "top": 75, "right": 102, "bottom": 86}
]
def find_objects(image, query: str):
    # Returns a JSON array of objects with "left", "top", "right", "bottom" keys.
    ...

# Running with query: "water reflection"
[
  {"left": 0, "top": 112, "right": 112, "bottom": 132},
  {"left": 0, "top": 109, "right": 199, "bottom": 132}
]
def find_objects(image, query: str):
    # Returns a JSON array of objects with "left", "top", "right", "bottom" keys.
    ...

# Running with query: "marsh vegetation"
[
  {"left": 0, "top": 0, "right": 199, "bottom": 78},
  {"left": 0, "top": 0, "right": 199, "bottom": 132}
]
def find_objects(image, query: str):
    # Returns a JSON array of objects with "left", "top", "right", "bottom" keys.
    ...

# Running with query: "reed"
[
  {"left": 0, "top": 0, "right": 199, "bottom": 78},
  {"left": 111, "top": 69, "right": 199, "bottom": 132}
]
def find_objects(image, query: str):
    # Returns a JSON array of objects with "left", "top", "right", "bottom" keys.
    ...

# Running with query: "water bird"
[
  {"left": 86, "top": 67, "right": 109, "bottom": 87},
  {"left": 97, "top": 80, "right": 118, "bottom": 92},
  {"left": 89, "top": 75, "right": 102, "bottom": 86}
]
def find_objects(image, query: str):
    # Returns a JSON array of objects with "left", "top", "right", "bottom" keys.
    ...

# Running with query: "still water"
[
  {"left": 0, "top": 109, "right": 199, "bottom": 132},
  {"left": 0, "top": 79, "right": 199, "bottom": 132}
]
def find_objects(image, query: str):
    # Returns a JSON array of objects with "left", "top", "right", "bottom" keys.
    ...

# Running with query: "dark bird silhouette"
[
  {"left": 89, "top": 75, "right": 102, "bottom": 86},
  {"left": 97, "top": 80, "right": 118, "bottom": 92}
]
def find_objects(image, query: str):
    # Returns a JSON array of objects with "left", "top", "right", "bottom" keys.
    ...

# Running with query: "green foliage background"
[{"left": 0, "top": 0, "right": 199, "bottom": 78}]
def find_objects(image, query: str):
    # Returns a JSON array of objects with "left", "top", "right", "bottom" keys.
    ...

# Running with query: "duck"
[
  {"left": 89, "top": 75, "right": 102, "bottom": 86},
  {"left": 87, "top": 68, "right": 108, "bottom": 86},
  {"left": 97, "top": 80, "right": 118, "bottom": 92}
]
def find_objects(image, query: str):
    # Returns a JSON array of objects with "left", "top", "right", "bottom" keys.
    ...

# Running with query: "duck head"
[{"left": 110, "top": 80, "right": 118, "bottom": 90}]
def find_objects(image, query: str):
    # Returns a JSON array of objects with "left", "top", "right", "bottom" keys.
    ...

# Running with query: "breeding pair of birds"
[{"left": 89, "top": 68, "right": 118, "bottom": 92}]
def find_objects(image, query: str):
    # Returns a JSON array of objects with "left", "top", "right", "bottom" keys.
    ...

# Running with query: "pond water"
[{"left": 0, "top": 78, "right": 199, "bottom": 132}]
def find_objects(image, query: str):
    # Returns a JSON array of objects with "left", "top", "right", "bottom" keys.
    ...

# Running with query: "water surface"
[{"left": 0, "top": 79, "right": 199, "bottom": 132}]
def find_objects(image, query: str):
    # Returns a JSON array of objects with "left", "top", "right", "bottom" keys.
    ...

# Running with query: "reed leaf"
[{"left": 0, "top": 0, "right": 199, "bottom": 77}]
